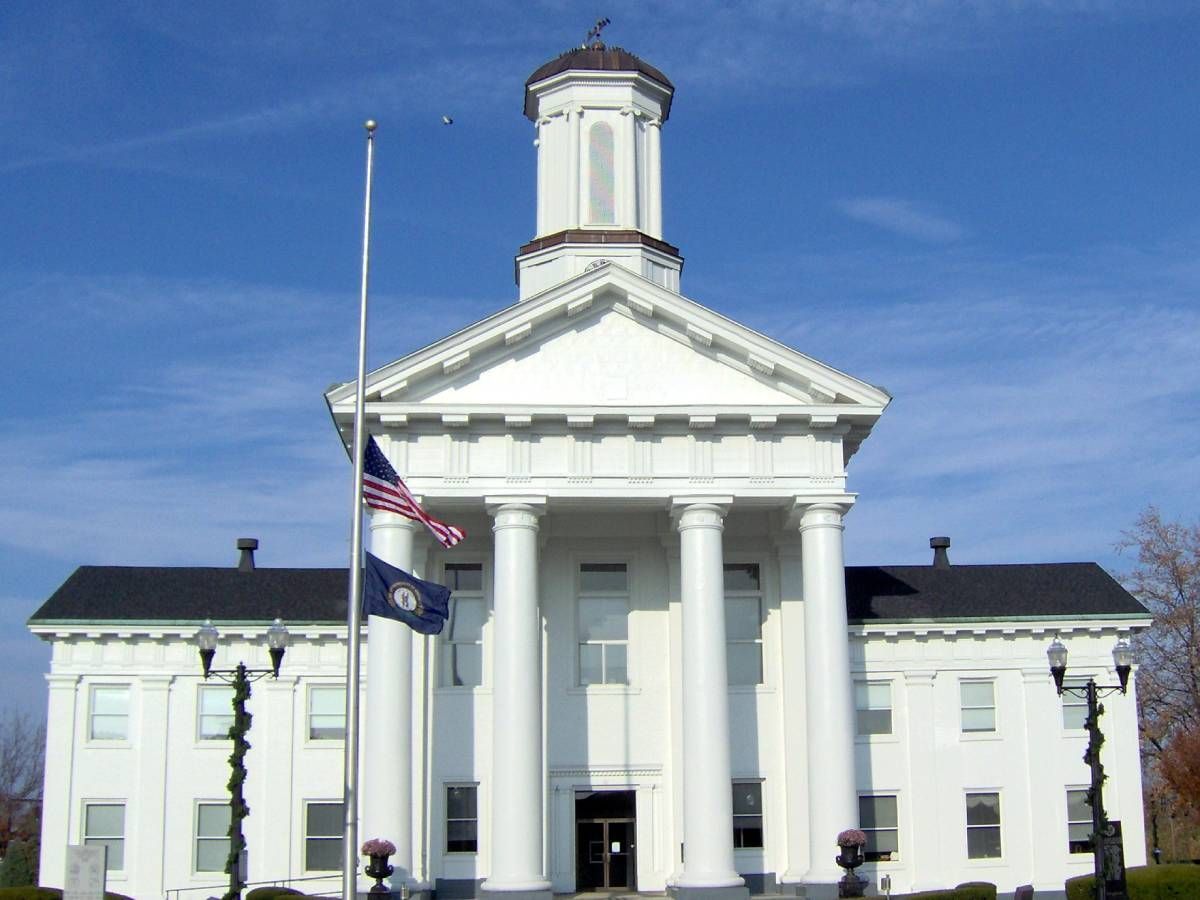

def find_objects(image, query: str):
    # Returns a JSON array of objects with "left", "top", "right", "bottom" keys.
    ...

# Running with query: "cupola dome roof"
[{"left": 524, "top": 46, "right": 674, "bottom": 121}]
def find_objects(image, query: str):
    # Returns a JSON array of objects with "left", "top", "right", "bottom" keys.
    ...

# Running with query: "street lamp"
[
  {"left": 194, "top": 618, "right": 290, "bottom": 900},
  {"left": 1047, "top": 636, "right": 1133, "bottom": 900}
]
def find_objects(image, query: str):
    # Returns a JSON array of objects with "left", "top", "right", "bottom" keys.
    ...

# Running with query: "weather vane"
[{"left": 585, "top": 17, "right": 611, "bottom": 49}]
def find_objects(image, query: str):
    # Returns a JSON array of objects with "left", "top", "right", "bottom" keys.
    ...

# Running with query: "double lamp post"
[
  {"left": 1047, "top": 636, "right": 1134, "bottom": 900},
  {"left": 194, "top": 618, "right": 290, "bottom": 900}
]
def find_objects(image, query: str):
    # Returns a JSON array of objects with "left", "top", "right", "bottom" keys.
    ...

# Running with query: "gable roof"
[
  {"left": 29, "top": 562, "right": 1147, "bottom": 628},
  {"left": 326, "top": 262, "right": 891, "bottom": 421}
]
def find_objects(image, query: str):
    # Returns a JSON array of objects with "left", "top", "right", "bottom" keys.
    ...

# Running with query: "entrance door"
[{"left": 575, "top": 790, "right": 637, "bottom": 891}]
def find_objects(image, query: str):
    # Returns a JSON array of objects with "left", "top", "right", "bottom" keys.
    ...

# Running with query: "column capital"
[
  {"left": 139, "top": 674, "right": 175, "bottom": 692},
  {"left": 787, "top": 495, "right": 856, "bottom": 530},
  {"left": 369, "top": 510, "right": 423, "bottom": 532},
  {"left": 485, "top": 496, "right": 547, "bottom": 524},
  {"left": 669, "top": 495, "right": 732, "bottom": 525},
  {"left": 45, "top": 673, "right": 80, "bottom": 690}
]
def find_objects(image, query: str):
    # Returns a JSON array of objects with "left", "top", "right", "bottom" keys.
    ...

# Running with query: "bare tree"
[
  {"left": 1119, "top": 507, "right": 1200, "bottom": 859},
  {"left": 0, "top": 708, "right": 44, "bottom": 861}
]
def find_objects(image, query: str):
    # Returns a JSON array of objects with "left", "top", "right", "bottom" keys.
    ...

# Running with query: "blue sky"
[{"left": 3, "top": 1, "right": 1199, "bottom": 716}]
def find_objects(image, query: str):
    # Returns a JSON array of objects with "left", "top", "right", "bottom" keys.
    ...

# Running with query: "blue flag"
[{"left": 363, "top": 552, "right": 450, "bottom": 635}]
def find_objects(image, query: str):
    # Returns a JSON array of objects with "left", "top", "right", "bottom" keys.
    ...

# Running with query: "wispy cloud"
[{"left": 836, "top": 196, "right": 967, "bottom": 242}]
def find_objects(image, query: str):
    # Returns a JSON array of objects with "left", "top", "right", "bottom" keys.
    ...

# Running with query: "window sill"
[
  {"left": 959, "top": 732, "right": 1003, "bottom": 742},
  {"left": 84, "top": 740, "right": 132, "bottom": 749},
  {"left": 855, "top": 734, "right": 899, "bottom": 745}
]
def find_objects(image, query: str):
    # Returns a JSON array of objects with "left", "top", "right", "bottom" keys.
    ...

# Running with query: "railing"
[{"left": 165, "top": 873, "right": 342, "bottom": 900}]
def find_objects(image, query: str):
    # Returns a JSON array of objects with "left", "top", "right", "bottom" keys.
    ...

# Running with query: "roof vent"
[
  {"left": 237, "top": 538, "right": 259, "bottom": 572},
  {"left": 930, "top": 536, "right": 951, "bottom": 569}
]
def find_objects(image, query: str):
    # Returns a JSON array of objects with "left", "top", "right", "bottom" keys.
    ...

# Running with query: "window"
[
  {"left": 960, "top": 681, "right": 996, "bottom": 733},
  {"left": 859, "top": 795, "right": 899, "bottom": 862},
  {"left": 1067, "top": 789, "right": 1093, "bottom": 854},
  {"left": 304, "top": 802, "right": 343, "bottom": 871},
  {"left": 198, "top": 685, "right": 233, "bottom": 740},
  {"left": 732, "top": 781, "right": 763, "bottom": 849},
  {"left": 441, "top": 564, "right": 485, "bottom": 688},
  {"left": 725, "top": 564, "right": 763, "bottom": 686},
  {"left": 965, "top": 793, "right": 1002, "bottom": 859},
  {"left": 1062, "top": 680, "right": 1089, "bottom": 730},
  {"left": 83, "top": 803, "right": 125, "bottom": 871},
  {"left": 195, "top": 803, "right": 231, "bottom": 872},
  {"left": 578, "top": 563, "right": 629, "bottom": 685},
  {"left": 308, "top": 686, "right": 345, "bottom": 740},
  {"left": 89, "top": 686, "right": 129, "bottom": 741},
  {"left": 587, "top": 122, "right": 615, "bottom": 225},
  {"left": 855, "top": 682, "right": 892, "bottom": 735},
  {"left": 446, "top": 785, "right": 478, "bottom": 853}
]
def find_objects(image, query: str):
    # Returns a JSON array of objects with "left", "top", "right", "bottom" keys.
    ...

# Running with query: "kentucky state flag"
[{"left": 363, "top": 552, "right": 450, "bottom": 635}]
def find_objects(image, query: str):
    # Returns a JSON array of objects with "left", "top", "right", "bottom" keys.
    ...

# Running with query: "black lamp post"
[
  {"left": 194, "top": 617, "right": 289, "bottom": 900},
  {"left": 1047, "top": 636, "right": 1134, "bottom": 900}
]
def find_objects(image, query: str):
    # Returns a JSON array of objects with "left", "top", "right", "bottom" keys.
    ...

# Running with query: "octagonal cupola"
[{"left": 517, "top": 39, "right": 683, "bottom": 300}]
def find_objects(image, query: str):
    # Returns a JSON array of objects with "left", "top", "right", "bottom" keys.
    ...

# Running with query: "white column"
[
  {"left": 40, "top": 673, "right": 79, "bottom": 888},
  {"left": 904, "top": 672, "right": 941, "bottom": 891},
  {"left": 135, "top": 675, "right": 173, "bottom": 894},
  {"left": 800, "top": 502, "right": 857, "bottom": 888},
  {"left": 620, "top": 108, "right": 638, "bottom": 228},
  {"left": 568, "top": 108, "right": 581, "bottom": 229},
  {"left": 482, "top": 499, "right": 549, "bottom": 896},
  {"left": 776, "top": 540, "right": 810, "bottom": 885},
  {"left": 646, "top": 118, "right": 663, "bottom": 238},
  {"left": 364, "top": 511, "right": 421, "bottom": 885},
  {"left": 674, "top": 500, "right": 744, "bottom": 890}
]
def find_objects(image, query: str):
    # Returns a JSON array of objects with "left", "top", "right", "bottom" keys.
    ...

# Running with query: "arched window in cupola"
[{"left": 587, "top": 121, "right": 616, "bottom": 225}]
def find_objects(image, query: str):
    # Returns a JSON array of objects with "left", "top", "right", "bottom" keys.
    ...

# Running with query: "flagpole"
[{"left": 342, "top": 118, "right": 377, "bottom": 899}]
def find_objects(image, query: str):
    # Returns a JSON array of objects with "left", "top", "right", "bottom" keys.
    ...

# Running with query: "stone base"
[
  {"left": 668, "top": 884, "right": 751, "bottom": 900},
  {"left": 477, "top": 888, "right": 552, "bottom": 900},
  {"left": 786, "top": 883, "right": 838, "bottom": 900},
  {"left": 357, "top": 889, "right": 432, "bottom": 900}
]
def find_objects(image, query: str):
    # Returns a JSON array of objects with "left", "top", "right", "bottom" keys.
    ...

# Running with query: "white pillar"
[
  {"left": 674, "top": 500, "right": 745, "bottom": 893},
  {"left": 776, "top": 540, "right": 810, "bottom": 885},
  {"left": 134, "top": 675, "right": 173, "bottom": 894},
  {"left": 364, "top": 511, "right": 421, "bottom": 885},
  {"left": 568, "top": 108, "right": 581, "bottom": 229},
  {"left": 482, "top": 499, "right": 550, "bottom": 897},
  {"left": 800, "top": 502, "right": 857, "bottom": 890},
  {"left": 646, "top": 118, "right": 663, "bottom": 238},
  {"left": 620, "top": 107, "right": 638, "bottom": 228},
  {"left": 40, "top": 673, "right": 79, "bottom": 888}
]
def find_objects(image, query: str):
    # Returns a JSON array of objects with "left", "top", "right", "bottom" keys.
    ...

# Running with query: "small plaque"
[{"left": 65, "top": 845, "right": 106, "bottom": 900}]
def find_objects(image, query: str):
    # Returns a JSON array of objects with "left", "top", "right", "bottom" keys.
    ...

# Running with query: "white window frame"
[
  {"left": 964, "top": 791, "right": 1003, "bottom": 860},
  {"left": 959, "top": 679, "right": 997, "bottom": 735},
  {"left": 859, "top": 793, "right": 900, "bottom": 862},
  {"left": 576, "top": 561, "right": 631, "bottom": 687},
  {"left": 445, "top": 783, "right": 479, "bottom": 854},
  {"left": 1066, "top": 787, "right": 1093, "bottom": 855},
  {"left": 306, "top": 684, "right": 346, "bottom": 742},
  {"left": 440, "top": 561, "right": 486, "bottom": 689},
  {"left": 732, "top": 779, "right": 764, "bottom": 850},
  {"left": 724, "top": 562, "right": 764, "bottom": 687},
  {"left": 88, "top": 684, "right": 130, "bottom": 742},
  {"left": 855, "top": 681, "right": 893, "bottom": 737},
  {"left": 197, "top": 684, "right": 234, "bottom": 741},
  {"left": 194, "top": 801, "right": 231, "bottom": 873},
  {"left": 82, "top": 801, "right": 125, "bottom": 872},
  {"left": 303, "top": 800, "right": 343, "bottom": 872},
  {"left": 1061, "top": 678, "right": 1090, "bottom": 731}
]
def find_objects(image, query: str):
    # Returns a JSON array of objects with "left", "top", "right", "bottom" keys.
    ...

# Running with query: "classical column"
[
  {"left": 672, "top": 499, "right": 747, "bottom": 899},
  {"left": 568, "top": 107, "right": 582, "bottom": 228},
  {"left": 135, "top": 675, "right": 173, "bottom": 893},
  {"left": 40, "top": 674, "right": 79, "bottom": 888},
  {"left": 620, "top": 107, "right": 639, "bottom": 227},
  {"left": 645, "top": 118, "right": 663, "bottom": 238},
  {"left": 776, "top": 539, "right": 810, "bottom": 886},
  {"left": 364, "top": 511, "right": 422, "bottom": 887},
  {"left": 800, "top": 502, "right": 857, "bottom": 894},
  {"left": 482, "top": 499, "right": 550, "bottom": 899}
]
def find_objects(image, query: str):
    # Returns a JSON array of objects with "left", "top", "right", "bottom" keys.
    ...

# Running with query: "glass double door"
[{"left": 575, "top": 790, "right": 636, "bottom": 891}]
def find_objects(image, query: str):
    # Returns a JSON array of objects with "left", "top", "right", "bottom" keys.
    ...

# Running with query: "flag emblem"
[
  {"left": 362, "top": 436, "right": 465, "bottom": 548},
  {"left": 388, "top": 582, "right": 421, "bottom": 614},
  {"left": 363, "top": 551, "right": 450, "bottom": 635}
]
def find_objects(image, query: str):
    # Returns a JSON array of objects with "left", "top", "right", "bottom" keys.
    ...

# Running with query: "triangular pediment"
[{"left": 327, "top": 263, "right": 890, "bottom": 419}]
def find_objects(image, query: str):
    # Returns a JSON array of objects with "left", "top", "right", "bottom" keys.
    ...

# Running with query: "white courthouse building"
[{"left": 30, "top": 42, "right": 1150, "bottom": 900}]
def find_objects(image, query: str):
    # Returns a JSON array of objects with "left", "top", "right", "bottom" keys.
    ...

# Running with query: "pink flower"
[
  {"left": 836, "top": 829, "right": 868, "bottom": 847},
  {"left": 362, "top": 837, "right": 397, "bottom": 856}
]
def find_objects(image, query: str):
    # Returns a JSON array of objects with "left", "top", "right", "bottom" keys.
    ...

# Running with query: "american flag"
[{"left": 362, "top": 436, "right": 466, "bottom": 548}]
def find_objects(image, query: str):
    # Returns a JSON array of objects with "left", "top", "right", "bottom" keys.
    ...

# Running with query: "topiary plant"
[{"left": 1067, "top": 864, "right": 1200, "bottom": 899}]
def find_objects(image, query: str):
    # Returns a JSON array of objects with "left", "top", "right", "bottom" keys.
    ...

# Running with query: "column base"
[
  {"left": 477, "top": 888, "right": 551, "bottom": 900},
  {"left": 668, "top": 885, "right": 750, "bottom": 900}
]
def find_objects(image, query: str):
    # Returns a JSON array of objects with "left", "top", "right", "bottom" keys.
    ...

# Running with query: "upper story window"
[
  {"left": 960, "top": 680, "right": 996, "bottom": 734},
  {"left": 308, "top": 685, "right": 345, "bottom": 741},
  {"left": 1062, "top": 679, "right": 1089, "bottom": 730},
  {"left": 89, "top": 686, "right": 129, "bottom": 741},
  {"left": 578, "top": 563, "right": 629, "bottom": 685},
  {"left": 83, "top": 802, "right": 125, "bottom": 871},
  {"left": 855, "top": 682, "right": 893, "bottom": 736},
  {"left": 198, "top": 685, "right": 233, "bottom": 741},
  {"left": 724, "top": 563, "right": 763, "bottom": 686},
  {"left": 587, "top": 122, "right": 616, "bottom": 225},
  {"left": 441, "top": 563, "right": 485, "bottom": 688}
]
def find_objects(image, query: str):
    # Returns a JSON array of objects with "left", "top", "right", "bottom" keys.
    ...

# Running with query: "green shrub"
[
  {"left": 0, "top": 841, "right": 39, "bottom": 888},
  {"left": 953, "top": 883, "right": 997, "bottom": 900},
  {"left": 1066, "top": 864, "right": 1200, "bottom": 900},
  {"left": 245, "top": 889, "right": 303, "bottom": 900},
  {"left": 0, "top": 888, "right": 61, "bottom": 900}
]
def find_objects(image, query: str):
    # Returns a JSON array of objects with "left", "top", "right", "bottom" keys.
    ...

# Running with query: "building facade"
[{"left": 31, "top": 43, "right": 1150, "bottom": 900}]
